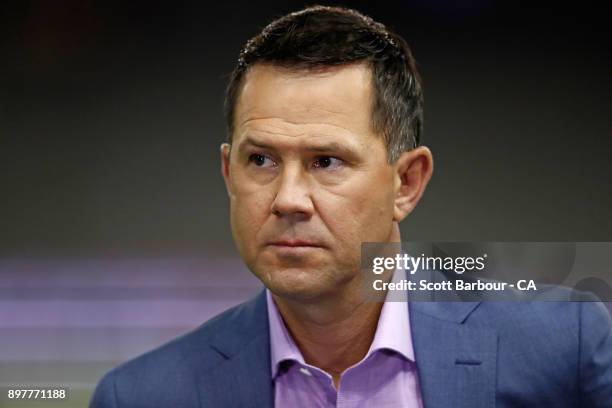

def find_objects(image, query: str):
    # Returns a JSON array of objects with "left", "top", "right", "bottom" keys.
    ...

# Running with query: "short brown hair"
[{"left": 224, "top": 5, "right": 423, "bottom": 162}]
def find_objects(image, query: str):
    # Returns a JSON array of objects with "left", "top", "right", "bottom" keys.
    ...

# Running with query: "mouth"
[{"left": 267, "top": 240, "right": 323, "bottom": 248}]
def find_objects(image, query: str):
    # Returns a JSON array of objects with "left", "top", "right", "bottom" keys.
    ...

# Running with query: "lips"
[{"left": 268, "top": 239, "right": 322, "bottom": 247}]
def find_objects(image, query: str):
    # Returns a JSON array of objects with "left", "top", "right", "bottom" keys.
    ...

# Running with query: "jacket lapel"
[
  {"left": 198, "top": 290, "right": 274, "bottom": 407},
  {"left": 410, "top": 301, "right": 498, "bottom": 408}
]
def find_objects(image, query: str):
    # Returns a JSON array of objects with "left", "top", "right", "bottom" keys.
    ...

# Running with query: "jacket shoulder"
[
  {"left": 90, "top": 291, "right": 267, "bottom": 407},
  {"left": 470, "top": 296, "right": 612, "bottom": 406}
]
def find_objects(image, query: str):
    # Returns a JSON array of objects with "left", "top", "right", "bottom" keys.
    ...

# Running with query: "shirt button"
[{"left": 299, "top": 367, "right": 312, "bottom": 376}]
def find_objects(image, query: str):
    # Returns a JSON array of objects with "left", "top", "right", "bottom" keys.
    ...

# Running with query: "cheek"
[
  {"left": 317, "top": 174, "right": 395, "bottom": 245},
  {"left": 232, "top": 195, "right": 267, "bottom": 229},
  {"left": 229, "top": 182, "right": 274, "bottom": 252}
]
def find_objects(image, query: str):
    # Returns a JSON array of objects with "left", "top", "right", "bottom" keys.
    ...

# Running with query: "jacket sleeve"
[
  {"left": 89, "top": 369, "right": 119, "bottom": 408},
  {"left": 579, "top": 300, "right": 612, "bottom": 406}
]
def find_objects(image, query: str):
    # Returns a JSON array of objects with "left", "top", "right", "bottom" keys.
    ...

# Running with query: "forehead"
[{"left": 234, "top": 63, "right": 377, "bottom": 143}]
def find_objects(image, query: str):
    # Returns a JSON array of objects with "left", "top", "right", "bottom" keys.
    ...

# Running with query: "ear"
[
  {"left": 393, "top": 146, "right": 433, "bottom": 222},
  {"left": 220, "top": 143, "right": 232, "bottom": 197}
]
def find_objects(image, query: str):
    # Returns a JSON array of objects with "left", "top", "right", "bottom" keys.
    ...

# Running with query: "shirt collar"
[
  {"left": 266, "top": 267, "right": 415, "bottom": 379},
  {"left": 266, "top": 289, "right": 306, "bottom": 378},
  {"left": 367, "top": 267, "right": 414, "bottom": 361}
]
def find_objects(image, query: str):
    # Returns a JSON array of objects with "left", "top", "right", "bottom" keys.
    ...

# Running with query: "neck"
[{"left": 273, "top": 286, "right": 383, "bottom": 388}]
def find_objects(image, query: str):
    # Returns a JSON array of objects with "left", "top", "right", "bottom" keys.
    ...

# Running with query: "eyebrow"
[
  {"left": 237, "top": 136, "right": 355, "bottom": 155},
  {"left": 237, "top": 136, "right": 272, "bottom": 152}
]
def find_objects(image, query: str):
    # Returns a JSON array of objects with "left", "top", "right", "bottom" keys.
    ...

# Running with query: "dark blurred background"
[
  {"left": 0, "top": 1, "right": 610, "bottom": 406},
  {"left": 2, "top": 0, "right": 610, "bottom": 258}
]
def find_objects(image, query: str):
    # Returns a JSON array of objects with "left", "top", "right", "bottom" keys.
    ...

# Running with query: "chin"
[{"left": 257, "top": 265, "right": 335, "bottom": 301}]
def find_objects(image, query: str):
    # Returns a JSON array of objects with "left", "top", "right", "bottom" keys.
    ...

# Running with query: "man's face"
[{"left": 222, "top": 63, "right": 400, "bottom": 301}]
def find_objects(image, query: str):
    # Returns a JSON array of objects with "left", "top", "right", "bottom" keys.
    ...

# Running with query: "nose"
[{"left": 271, "top": 165, "right": 314, "bottom": 221}]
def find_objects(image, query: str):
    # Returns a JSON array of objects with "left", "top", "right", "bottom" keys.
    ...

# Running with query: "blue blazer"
[{"left": 91, "top": 290, "right": 612, "bottom": 407}]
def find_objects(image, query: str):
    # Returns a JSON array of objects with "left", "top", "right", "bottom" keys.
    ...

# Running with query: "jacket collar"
[{"left": 199, "top": 289, "right": 274, "bottom": 407}]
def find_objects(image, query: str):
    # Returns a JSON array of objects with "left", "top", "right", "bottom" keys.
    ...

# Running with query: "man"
[{"left": 91, "top": 6, "right": 612, "bottom": 407}]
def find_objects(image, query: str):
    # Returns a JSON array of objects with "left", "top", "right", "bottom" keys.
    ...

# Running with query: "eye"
[
  {"left": 248, "top": 153, "right": 276, "bottom": 168},
  {"left": 313, "top": 156, "right": 343, "bottom": 170}
]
